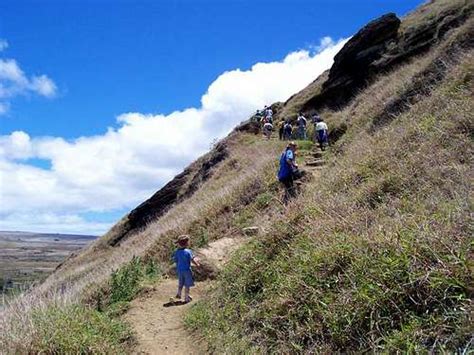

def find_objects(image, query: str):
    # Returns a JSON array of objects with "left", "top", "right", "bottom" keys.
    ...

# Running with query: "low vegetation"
[
  {"left": 185, "top": 51, "right": 473, "bottom": 353},
  {"left": 28, "top": 304, "right": 130, "bottom": 354},
  {"left": 1, "top": 256, "right": 161, "bottom": 353}
]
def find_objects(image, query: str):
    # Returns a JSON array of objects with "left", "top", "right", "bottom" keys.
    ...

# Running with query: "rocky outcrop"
[
  {"left": 107, "top": 142, "right": 229, "bottom": 247},
  {"left": 371, "top": 18, "right": 474, "bottom": 130},
  {"left": 376, "top": 1, "right": 473, "bottom": 70},
  {"left": 301, "top": 1, "right": 473, "bottom": 112},
  {"left": 304, "top": 13, "right": 401, "bottom": 111},
  {"left": 235, "top": 120, "right": 260, "bottom": 134}
]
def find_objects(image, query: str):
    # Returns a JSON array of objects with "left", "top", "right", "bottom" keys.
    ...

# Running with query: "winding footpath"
[
  {"left": 123, "top": 237, "right": 245, "bottom": 354},
  {"left": 124, "top": 142, "right": 325, "bottom": 354}
]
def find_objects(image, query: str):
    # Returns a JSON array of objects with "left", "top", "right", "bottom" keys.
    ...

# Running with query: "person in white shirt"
[{"left": 315, "top": 117, "right": 329, "bottom": 150}]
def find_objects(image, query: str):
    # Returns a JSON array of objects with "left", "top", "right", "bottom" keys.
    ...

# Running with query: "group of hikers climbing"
[
  {"left": 255, "top": 107, "right": 329, "bottom": 150},
  {"left": 255, "top": 105, "right": 331, "bottom": 204},
  {"left": 171, "top": 106, "right": 330, "bottom": 303}
]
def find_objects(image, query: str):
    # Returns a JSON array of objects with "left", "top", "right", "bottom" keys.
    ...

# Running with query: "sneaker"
[{"left": 184, "top": 296, "right": 193, "bottom": 303}]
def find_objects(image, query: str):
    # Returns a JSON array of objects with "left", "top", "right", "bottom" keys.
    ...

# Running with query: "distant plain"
[{"left": 0, "top": 231, "right": 96, "bottom": 304}]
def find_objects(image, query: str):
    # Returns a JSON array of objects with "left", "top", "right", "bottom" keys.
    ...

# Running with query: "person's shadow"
[{"left": 163, "top": 300, "right": 188, "bottom": 307}]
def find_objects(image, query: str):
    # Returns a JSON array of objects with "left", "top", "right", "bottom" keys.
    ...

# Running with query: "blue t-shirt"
[
  {"left": 278, "top": 149, "right": 294, "bottom": 181},
  {"left": 174, "top": 248, "right": 194, "bottom": 272}
]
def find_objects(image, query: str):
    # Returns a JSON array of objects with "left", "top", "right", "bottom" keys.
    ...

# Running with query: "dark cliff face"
[
  {"left": 304, "top": 13, "right": 401, "bottom": 111},
  {"left": 106, "top": 142, "right": 229, "bottom": 247},
  {"left": 302, "top": 1, "right": 473, "bottom": 112}
]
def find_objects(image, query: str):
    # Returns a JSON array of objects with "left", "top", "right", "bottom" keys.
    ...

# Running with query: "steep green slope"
[{"left": 186, "top": 37, "right": 473, "bottom": 355}]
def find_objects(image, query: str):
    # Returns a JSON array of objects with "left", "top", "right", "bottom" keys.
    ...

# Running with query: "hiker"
[
  {"left": 283, "top": 121, "right": 293, "bottom": 140},
  {"left": 173, "top": 235, "right": 200, "bottom": 303},
  {"left": 278, "top": 142, "right": 298, "bottom": 204},
  {"left": 264, "top": 106, "right": 273, "bottom": 124},
  {"left": 263, "top": 121, "right": 273, "bottom": 139},
  {"left": 278, "top": 120, "right": 285, "bottom": 140},
  {"left": 254, "top": 110, "right": 263, "bottom": 122},
  {"left": 297, "top": 112, "right": 307, "bottom": 140},
  {"left": 315, "top": 117, "right": 329, "bottom": 151},
  {"left": 311, "top": 113, "right": 321, "bottom": 142}
]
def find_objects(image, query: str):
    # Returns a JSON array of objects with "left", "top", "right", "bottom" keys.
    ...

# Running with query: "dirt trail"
[
  {"left": 124, "top": 144, "right": 325, "bottom": 354},
  {"left": 124, "top": 279, "right": 208, "bottom": 354},
  {"left": 124, "top": 237, "right": 246, "bottom": 355}
]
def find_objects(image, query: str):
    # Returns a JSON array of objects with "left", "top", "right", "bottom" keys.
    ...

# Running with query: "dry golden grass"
[
  {"left": 401, "top": 0, "right": 471, "bottom": 33},
  {"left": 0, "top": 133, "right": 285, "bottom": 352},
  {"left": 185, "top": 47, "right": 473, "bottom": 354}
]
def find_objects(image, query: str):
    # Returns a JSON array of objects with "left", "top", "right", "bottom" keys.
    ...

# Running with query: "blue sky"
[{"left": 0, "top": 0, "right": 424, "bottom": 234}]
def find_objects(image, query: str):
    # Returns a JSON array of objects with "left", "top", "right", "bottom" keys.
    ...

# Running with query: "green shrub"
[
  {"left": 109, "top": 256, "right": 161, "bottom": 306},
  {"left": 294, "top": 139, "right": 314, "bottom": 152},
  {"left": 255, "top": 191, "right": 273, "bottom": 209},
  {"left": 31, "top": 304, "right": 131, "bottom": 354},
  {"left": 195, "top": 228, "right": 210, "bottom": 248}
]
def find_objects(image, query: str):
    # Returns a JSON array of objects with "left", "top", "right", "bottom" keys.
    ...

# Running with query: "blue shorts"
[{"left": 177, "top": 270, "right": 195, "bottom": 288}]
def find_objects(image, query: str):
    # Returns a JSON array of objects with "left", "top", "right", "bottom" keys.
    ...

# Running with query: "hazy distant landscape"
[{"left": 0, "top": 231, "right": 96, "bottom": 303}]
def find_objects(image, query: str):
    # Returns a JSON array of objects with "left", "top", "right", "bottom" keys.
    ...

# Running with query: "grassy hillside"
[
  {"left": 1, "top": 0, "right": 472, "bottom": 353},
  {"left": 186, "top": 47, "right": 473, "bottom": 354}
]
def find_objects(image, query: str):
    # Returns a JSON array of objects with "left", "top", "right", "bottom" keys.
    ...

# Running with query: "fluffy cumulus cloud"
[
  {"left": 0, "top": 37, "right": 347, "bottom": 234},
  {"left": 0, "top": 41, "right": 57, "bottom": 114}
]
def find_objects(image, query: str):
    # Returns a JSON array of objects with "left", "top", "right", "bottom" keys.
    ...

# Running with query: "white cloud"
[
  {"left": 0, "top": 38, "right": 347, "bottom": 234},
  {"left": 0, "top": 39, "right": 8, "bottom": 52},
  {"left": 317, "top": 36, "right": 337, "bottom": 51},
  {"left": 0, "top": 59, "right": 27, "bottom": 85},
  {"left": 30, "top": 75, "right": 57, "bottom": 98},
  {"left": 0, "top": 48, "right": 57, "bottom": 114}
]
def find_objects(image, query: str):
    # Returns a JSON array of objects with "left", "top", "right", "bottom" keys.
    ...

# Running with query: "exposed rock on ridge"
[
  {"left": 303, "top": 13, "right": 401, "bottom": 110},
  {"left": 300, "top": 1, "right": 473, "bottom": 112}
]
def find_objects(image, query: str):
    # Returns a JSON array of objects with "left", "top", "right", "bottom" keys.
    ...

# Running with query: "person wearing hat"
[
  {"left": 173, "top": 235, "right": 200, "bottom": 303},
  {"left": 277, "top": 141, "right": 298, "bottom": 204}
]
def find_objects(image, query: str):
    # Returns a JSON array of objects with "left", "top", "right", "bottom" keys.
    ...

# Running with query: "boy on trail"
[
  {"left": 297, "top": 112, "right": 307, "bottom": 140},
  {"left": 278, "top": 142, "right": 298, "bottom": 204},
  {"left": 315, "top": 117, "right": 329, "bottom": 151},
  {"left": 173, "top": 235, "right": 200, "bottom": 303}
]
